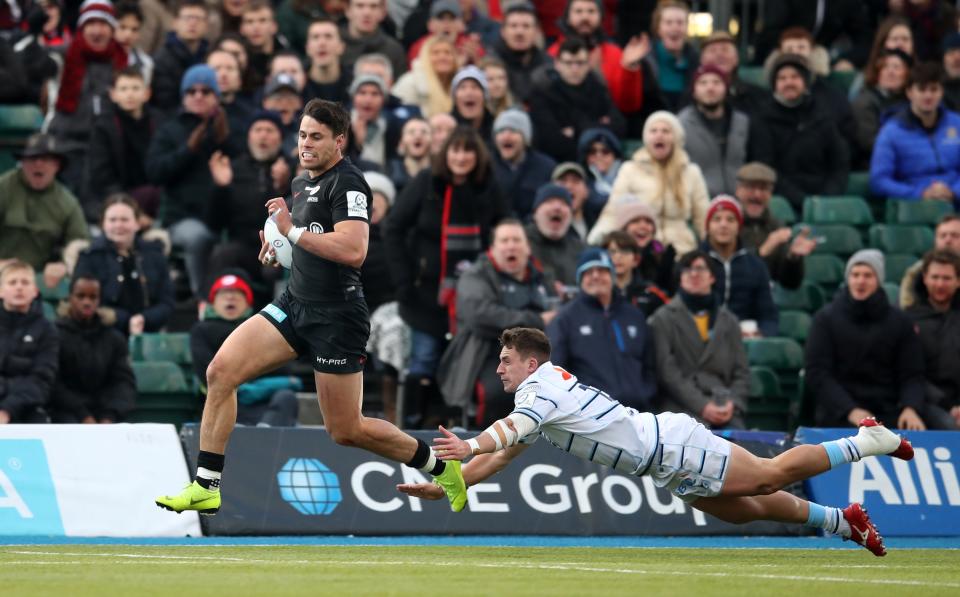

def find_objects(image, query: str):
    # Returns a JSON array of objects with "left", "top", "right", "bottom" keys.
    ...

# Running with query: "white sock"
[
  {"left": 418, "top": 451, "right": 439, "bottom": 474},
  {"left": 197, "top": 467, "right": 222, "bottom": 491}
]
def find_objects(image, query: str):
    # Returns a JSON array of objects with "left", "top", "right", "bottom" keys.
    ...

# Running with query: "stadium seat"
[
  {"left": 803, "top": 254, "right": 846, "bottom": 294},
  {"left": 744, "top": 337, "right": 806, "bottom": 409},
  {"left": 42, "top": 301, "right": 56, "bottom": 322},
  {"left": 0, "top": 104, "right": 44, "bottom": 138},
  {"left": 802, "top": 196, "right": 874, "bottom": 227},
  {"left": 778, "top": 310, "right": 812, "bottom": 344},
  {"left": 622, "top": 138, "right": 642, "bottom": 157},
  {"left": 129, "top": 361, "right": 199, "bottom": 426},
  {"left": 868, "top": 224, "right": 934, "bottom": 255},
  {"left": 802, "top": 224, "right": 863, "bottom": 257},
  {"left": 769, "top": 195, "right": 796, "bottom": 225},
  {"left": 773, "top": 281, "right": 827, "bottom": 313},
  {"left": 883, "top": 282, "right": 901, "bottom": 307},
  {"left": 129, "top": 332, "right": 192, "bottom": 366},
  {"left": 826, "top": 70, "right": 857, "bottom": 94},
  {"left": 737, "top": 65, "right": 767, "bottom": 88},
  {"left": 749, "top": 366, "right": 782, "bottom": 399},
  {"left": 845, "top": 171, "right": 871, "bottom": 198},
  {"left": 747, "top": 366, "right": 790, "bottom": 430},
  {"left": 884, "top": 253, "right": 919, "bottom": 284},
  {"left": 35, "top": 273, "right": 70, "bottom": 303},
  {"left": 885, "top": 199, "right": 953, "bottom": 225}
]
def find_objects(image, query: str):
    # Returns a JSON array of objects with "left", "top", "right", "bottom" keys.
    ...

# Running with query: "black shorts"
[{"left": 259, "top": 289, "right": 370, "bottom": 374}]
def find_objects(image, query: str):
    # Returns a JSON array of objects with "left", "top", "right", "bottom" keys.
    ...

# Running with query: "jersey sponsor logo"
[
  {"left": 305, "top": 184, "right": 321, "bottom": 201},
  {"left": 346, "top": 191, "right": 368, "bottom": 219},
  {"left": 317, "top": 356, "right": 348, "bottom": 366},
  {"left": 261, "top": 303, "right": 287, "bottom": 323},
  {"left": 309, "top": 222, "right": 324, "bottom": 234}
]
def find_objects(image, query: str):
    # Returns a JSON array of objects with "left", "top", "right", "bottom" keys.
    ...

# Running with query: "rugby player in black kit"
[{"left": 156, "top": 99, "right": 468, "bottom": 514}]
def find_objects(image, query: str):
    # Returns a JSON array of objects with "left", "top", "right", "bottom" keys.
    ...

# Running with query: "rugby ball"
[{"left": 263, "top": 215, "right": 293, "bottom": 269}]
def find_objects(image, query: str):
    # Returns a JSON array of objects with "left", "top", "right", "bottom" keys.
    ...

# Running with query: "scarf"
[
  {"left": 437, "top": 182, "right": 483, "bottom": 334},
  {"left": 56, "top": 34, "right": 127, "bottom": 114},
  {"left": 679, "top": 288, "right": 718, "bottom": 328}
]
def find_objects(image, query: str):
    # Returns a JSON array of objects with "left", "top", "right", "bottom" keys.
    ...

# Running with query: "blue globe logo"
[{"left": 277, "top": 458, "right": 342, "bottom": 515}]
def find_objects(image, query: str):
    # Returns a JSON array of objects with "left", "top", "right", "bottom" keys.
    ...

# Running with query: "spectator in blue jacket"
[
  {"left": 491, "top": 109, "right": 556, "bottom": 220},
  {"left": 546, "top": 247, "right": 657, "bottom": 412},
  {"left": 701, "top": 195, "right": 779, "bottom": 338},
  {"left": 870, "top": 62, "right": 960, "bottom": 209}
]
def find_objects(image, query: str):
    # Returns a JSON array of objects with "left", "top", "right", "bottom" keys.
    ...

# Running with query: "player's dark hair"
[
  {"left": 433, "top": 125, "right": 491, "bottom": 185},
  {"left": 921, "top": 249, "right": 960, "bottom": 277},
  {"left": 301, "top": 98, "right": 350, "bottom": 137},
  {"left": 115, "top": 1, "right": 143, "bottom": 22},
  {"left": 176, "top": 0, "right": 208, "bottom": 16},
  {"left": 491, "top": 217, "right": 526, "bottom": 244},
  {"left": 559, "top": 36, "right": 588, "bottom": 56},
  {"left": 100, "top": 192, "right": 143, "bottom": 225},
  {"left": 69, "top": 274, "right": 101, "bottom": 294},
  {"left": 112, "top": 65, "right": 145, "bottom": 85},
  {"left": 603, "top": 230, "right": 640, "bottom": 254},
  {"left": 500, "top": 327, "right": 551, "bottom": 365},
  {"left": 907, "top": 62, "right": 944, "bottom": 88}
]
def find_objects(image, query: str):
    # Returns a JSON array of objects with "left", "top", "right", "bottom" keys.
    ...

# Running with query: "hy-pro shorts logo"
[
  {"left": 0, "top": 439, "right": 64, "bottom": 534},
  {"left": 277, "top": 458, "right": 342, "bottom": 515}
]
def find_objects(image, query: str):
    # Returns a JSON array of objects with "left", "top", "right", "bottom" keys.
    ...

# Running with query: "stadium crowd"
[{"left": 1, "top": 0, "right": 960, "bottom": 432}]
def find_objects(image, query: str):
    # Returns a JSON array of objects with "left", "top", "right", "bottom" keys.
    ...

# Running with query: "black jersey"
[{"left": 288, "top": 157, "right": 372, "bottom": 302}]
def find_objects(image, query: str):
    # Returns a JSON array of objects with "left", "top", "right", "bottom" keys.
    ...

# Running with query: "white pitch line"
[{"left": 4, "top": 551, "right": 958, "bottom": 589}]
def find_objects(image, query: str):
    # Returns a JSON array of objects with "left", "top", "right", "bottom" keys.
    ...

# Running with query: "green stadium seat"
[
  {"left": 801, "top": 224, "right": 864, "bottom": 257},
  {"left": 42, "top": 301, "right": 56, "bottom": 322},
  {"left": 0, "top": 104, "right": 44, "bottom": 138},
  {"left": 845, "top": 171, "right": 871, "bottom": 197},
  {"left": 825, "top": 70, "right": 857, "bottom": 94},
  {"left": 885, "top": 199, "right": 953, "bottom": 225},
  {"left": 129, "top": 332, "right": 192, "bottom": 366},
  {"left": 773, "top": 281, "right": 827, "bottom": 313},
  {"left": 749, "top": 366, "right": 782, "bottom": 399},
  {"left": 884, "top": 254, "right": 919, "bottom": 284},
  {"left": 868, "top": 224, "right": 934, "bottom": 255},
  {"left": 132, "top": 361, "right": 189, "bottom": 393},
  {"left": 802, "top": 196, "right": 874, "bottom": 227},
  {"left": 744, "top": 337, "right": 805, "bottom": 371},
  {"left": 769, "top": 195, "right": 796, "bottom": 225},
  {"left": 622, "top": 138, "right": 642, "bottom": 158},
  {"left": 883, "top": 282, "right": 900, "bottom": 307},
  {"left": 803, "top": 254, "right": 846, "bottom": 293},
  {"left": 737, "top": 65, "right": 767, "bottom": 88},
  {"left": 129, "top": 361, "right": 199, "bottom": 426},
  {"left": 778, "top": 310, "right": 812, "bottom": 343},
  {"left": 35, "top": 273, "right": 70, "bottom": 302},
  {"left": 747, "top": 366, "right": 790, "bottom": 430}
]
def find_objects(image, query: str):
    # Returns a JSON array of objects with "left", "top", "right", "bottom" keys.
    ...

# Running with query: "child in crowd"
[{"left": 114, "top": 1, "right": 153, "bottom": 85}]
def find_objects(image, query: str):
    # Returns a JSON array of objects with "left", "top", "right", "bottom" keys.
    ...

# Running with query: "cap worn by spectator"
[
  {"left": 265, "top": 72, "right": 299, "bottom": 97},
  {"left": 451, "top": 65, "right": 488, "bottom": 98},
  {"left": 736, "top": 162, "right": 777, "bottom": 185},
  {"left": 552, "top": 161, "right": 586, "bottom": 181},
  {"left": 943, "top": 32, "right": 960, "bottom": 52},
  {"left": 249, "top": 109, "right": 284, "bottom": 134},
  {"left": 363, "top": 171, "right": 396, "bottom": 205},
  {"left": 532, "top": 183, "right": 572, "bottom": 213},
  {"left": 430, "top": 0, "right": 462, "bottom": 19},
  {"left": 180, "top": 64, "right": 221, "bottom": 98},
  {"left": 700, "top": 30, "right": 736, "bottom": 52},
  {"left": 770, "top": 53, "right": 812, "bottom": 88},
  {"left": 77, "top": 0, "right": 117, "bottom": 29},
  {"left": 349, "top": 74, "right": 387, "bottom": 97},
  {"left": 692, "top": 63, "right": 729, "bottom": 88},
  {"left": 16, "top": 133, "right": 68, "bottom": 164},
  {"left": 576, "top": 247, "right": 614, "bottom": 285},
  {"left": 615, "top": 200, "right": 658, "bottom": 230},
  {"left": 845, "top": 249, "right": 885, "bottom": 284},
  {"left": 706, "top": 195, "right": 743, "bottom": 227},
  {"left": 208, "top": 273, "right": 253, "bottom": 305},
  {"left": 493, "top": 109, "right": 532, "bottom": 146}
]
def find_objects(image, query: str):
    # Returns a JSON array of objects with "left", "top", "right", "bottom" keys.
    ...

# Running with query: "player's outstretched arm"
[
  {"left": 434, "top": 415, "right": 537, "bottom": 460},
  {"left": 396, "top": 445, "right": 528, "bottom": 500}
]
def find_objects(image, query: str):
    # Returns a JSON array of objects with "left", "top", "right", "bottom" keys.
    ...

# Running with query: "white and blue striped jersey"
[{"left": 512, "top": 362, "right": 660, "bottom": 477}]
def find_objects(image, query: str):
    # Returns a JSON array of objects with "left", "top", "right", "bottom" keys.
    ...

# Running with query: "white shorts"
[{"left": 647, "top": 412, "right": 732, "bottom": 502}]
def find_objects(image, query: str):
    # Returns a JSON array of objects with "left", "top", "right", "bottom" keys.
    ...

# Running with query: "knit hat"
[
  {"left": 208, "top": 273, "right": 253, "bottom": 305},
  {"left": 706, "top": 195, "right": 743, "bottom": 227},
  {"left": 249, "top": 109, "right": 284, "bottom": 134},
  {"left": 451, "top": 65, "right": 488, "bottom": 98},
  {"left": 642, "top": 110, "right": 685, "bottom": 150},
  {"left": 493, "top": 109, "right": 532, "bottom": 145},
  {"left": 77, "top": 0, "right": 117, "bottom": 29},
  {"left": 845, "top": 249, "right": 885, "bottom": 284},
  {"left": 615, "top": 200, "right": 658, "bottom": 230},
  {"left": 736, "top": 162, "right": 777, "bottom": 185},
  {"left": 692, "top": 63, "right": 729, "bottom": 88},
  {"left": 531, "top": 183, "right": 572, "bottom": 213},
  {"left": 364, "top": 171, "right": 396, "bottom": 205},
  {"left": 575, "top": 247, "right": 614, "bottom": 285},
  {"left": 430, "top": 0, "right": 462, "bottom": 18},
  {"left": 349, "top": 74, "right": 387, "bottom": 97},
  {"left": 180, "top": 64, "right": 221, "bottom": 98},
  {"left": 770, "top": 53, "right": 812, "bottom": 88}
]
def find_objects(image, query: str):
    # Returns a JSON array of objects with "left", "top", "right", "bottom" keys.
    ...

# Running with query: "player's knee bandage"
[{"left": 482, "top": 413, "right": 536, "bottom": 450}]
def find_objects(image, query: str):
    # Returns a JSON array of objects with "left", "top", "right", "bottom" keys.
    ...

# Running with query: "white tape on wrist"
[
  {"left": 287, "top": 226, "right": 306, "bottom": 245},
  {"left": 466, "top": 438, "right": 480, "bottom": 455}
]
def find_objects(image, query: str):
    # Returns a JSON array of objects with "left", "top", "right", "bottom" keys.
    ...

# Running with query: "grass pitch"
[{"left": 1, "top": 545, "right": 958, "bottom": 596}]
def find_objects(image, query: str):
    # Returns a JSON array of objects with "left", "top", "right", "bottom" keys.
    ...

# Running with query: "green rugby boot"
[
  {"left": 433, "top": 460, "right": 468, "bottom": 512},
  {"left": 155, "top": 481, "right": 221, "bottom": 515}
]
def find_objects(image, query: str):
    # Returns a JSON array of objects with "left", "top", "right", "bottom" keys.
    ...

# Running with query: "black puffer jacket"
[
  {"left": 906, "top": 293, "right": 960, "bottom": 411},
  {"left": 0, "top": 300, "right": 58, "bottom": 421}
]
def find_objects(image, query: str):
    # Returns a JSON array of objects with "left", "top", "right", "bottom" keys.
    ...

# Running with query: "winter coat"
[
  {"left": 73, "top": 235, "right": 175, "bottom": 334},
  {"left": 528, "top": 68, "right": 626, "bottom": 163},
  {"left": 340, "top": 27, "right": 407, "bottom": 78},
  {"left": 48, "top": 61, "right": 114, "bottom": 148},
  {"left": 906, "top": 294, "right": 960, "bottom": 411},
  {"left": 643, "top": 40, "right": 699, "bottom": 111},
  {"left": 740, "top": 211, "right": 804, "bottom": 289},
  {"left": 648, "top": 298, "right": 749, "bottom": 417},
  {"left": 590, "top": 147, "right": 710, "bottom": 254},
  {"left": 547, "top": 291, "right": 657, "bottom": 411},
  {"left": 361, "top": 223, "right": 395, "bottom": 314},
  {"left": 51, "top": 310, "right": 136, "bottom": 422},
  {"left": 524, "top": 222, "right": 584, "bottom": 288},
  {"left": 870, "top": 106, "right": 960, "bottom": 207},
  {"left": 678, "top": 105, "right": 750, "bottom": 197},
  {"left": 805, "top": 289, "right": 925, "bottom": 426},
  {"left": 437, "top": 254, "right": 551, "bottom": 409},
  {"left": 751, "top": 94, "right": 850, "bottom": 210},
  {"left": 850, "top": 85, "right": 906, "bottom": 169},
  {"left": 546, "top": 36, "right": 644, "bottom": 114},
  {"left": 0, "top": 169, "right": 89, "bottom": 270},
  {"left": 383, "top": 169, "right": 510, "bottom": 337},
  {"left": 489, "top": 36, "right": 552, "bottom": 104},
  {"left": 204, "top": 151, "right": 288, "bottom": 244},
  {"left": 150, "top": 32, "right": 208, "bottom": 115},
  {"left": 0, "top": 300, "right": 58, "bottom": 421},
  {"left": 703, "top": 241, "right": 779, "bottom": 337},
  {"left": 86, "top": 104, "right": 156, "bottom": 205},
  {"left": 493, "top": 149, "right": 557, "bottom": 220}
]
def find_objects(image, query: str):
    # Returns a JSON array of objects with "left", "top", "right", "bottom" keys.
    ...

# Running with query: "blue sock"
[
  {"left": 804, "top": 502, "right": 850, "bottom": 537},
  {"left": 820, "top": 438, "right": 861, "bottom": 468}
]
